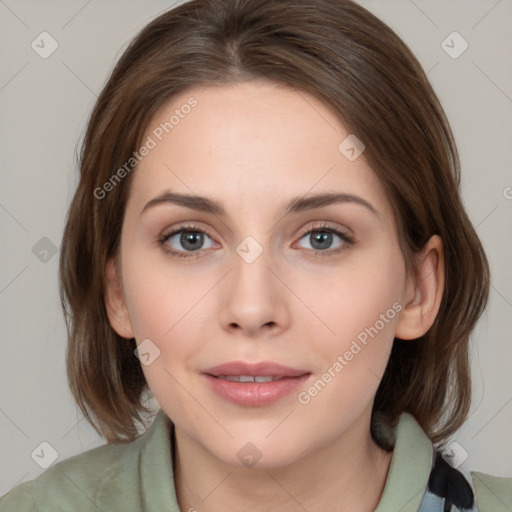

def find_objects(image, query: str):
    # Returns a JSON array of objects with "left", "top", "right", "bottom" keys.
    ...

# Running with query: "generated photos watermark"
[
  {"left": 297, "top": 301, "right": 403, "bottom": 405},
  {"left": 93, "top": 97, "right": 198, "bottom": 200}
]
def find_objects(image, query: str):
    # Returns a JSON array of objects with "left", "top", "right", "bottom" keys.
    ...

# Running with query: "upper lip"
[{"left": 203, "top": 361, "right": 310, "bottom": 378}]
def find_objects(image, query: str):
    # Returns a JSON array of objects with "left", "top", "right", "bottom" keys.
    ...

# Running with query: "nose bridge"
[
  {"left": 232, "top": 235, "right": 277, "bottom": 304},
  {"left": 219, "top": 235, "right": 289, "bottom": 334}
]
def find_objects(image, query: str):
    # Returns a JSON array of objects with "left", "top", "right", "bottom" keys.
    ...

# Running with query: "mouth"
[
  {"left": 204, "top": 361, "right": 309, "bottom": 378},
  {"left": 202, "top": 361, "right": 311, "bottom": 407}
]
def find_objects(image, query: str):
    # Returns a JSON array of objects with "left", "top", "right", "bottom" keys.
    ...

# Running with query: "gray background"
[{"left": 0, "top": 0, "right": 511, "bottom": 495}]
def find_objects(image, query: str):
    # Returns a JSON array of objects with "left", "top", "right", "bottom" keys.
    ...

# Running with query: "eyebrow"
[{"left": 139, "top": 190, "right": 379, "bottom": 218}]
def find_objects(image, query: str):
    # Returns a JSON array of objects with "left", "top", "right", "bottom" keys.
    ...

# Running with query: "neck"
[{"left": 172, "top": 412, "right": 394, "bottom": 512}]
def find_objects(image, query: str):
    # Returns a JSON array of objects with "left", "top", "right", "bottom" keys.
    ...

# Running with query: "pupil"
[{"left": 181, "top": 231, "right": 203, "bottom": 251}]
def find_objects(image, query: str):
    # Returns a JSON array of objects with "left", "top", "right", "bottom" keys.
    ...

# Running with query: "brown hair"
[{"left": 59, "top": 0, "right": 489, "bottom": 447}]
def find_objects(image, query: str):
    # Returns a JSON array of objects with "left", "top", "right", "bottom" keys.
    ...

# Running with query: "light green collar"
[
  {"left": 375, "top": 412, "right": 433, "bottom": 512},
  {"left": 139, "top": 409, "right": 181, "bottom": 511}
]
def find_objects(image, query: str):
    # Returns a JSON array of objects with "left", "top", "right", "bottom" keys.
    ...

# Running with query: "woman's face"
[{"left": 111, "top": 79, "right": 412, "bottom": 468}]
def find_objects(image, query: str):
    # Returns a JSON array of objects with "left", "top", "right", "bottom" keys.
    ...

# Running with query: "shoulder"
[
  {"left": 0, "top": 435, "right": 144, "bottom": 511},
  {"left": 471, "top": 470, "right": 512, "bottom": 511}
]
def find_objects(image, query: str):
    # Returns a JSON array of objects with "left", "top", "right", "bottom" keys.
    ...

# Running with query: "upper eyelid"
[
  {"left": 160, "top": 224, "right": 213, "bottom": 243},
  {"left": 161, "top": 221, "right": 348, "bottom": 237}
]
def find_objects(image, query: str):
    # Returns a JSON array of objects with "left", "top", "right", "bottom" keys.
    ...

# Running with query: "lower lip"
[{"left": 204, "top": 374, "right": 310, "bottom": 407}]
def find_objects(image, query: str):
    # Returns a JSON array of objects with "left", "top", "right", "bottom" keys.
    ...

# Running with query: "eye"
[
  {"left": 295, "top": 224, "right": 353, "bottom": 254},
  {"left": 159, "top": 224, "right": 217, "bottom": 257},
  {"left": 158, "top": 222, "right": 353, "bottom": 259}
]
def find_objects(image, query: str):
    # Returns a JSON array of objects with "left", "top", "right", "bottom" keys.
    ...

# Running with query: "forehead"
[{"left": 127, "top": 80, "right": 391, "bottom": 220}]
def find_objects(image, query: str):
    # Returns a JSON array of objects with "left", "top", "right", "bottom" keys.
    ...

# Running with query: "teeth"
[
  {"left": 217, "top": 375, "right": 279, "bottom": 383},
  {"left": 254, "top": 376, "right": 274, "bottom": 383},
  {"left": 224, "top": 375, "right": 243, "bottom": 382}
]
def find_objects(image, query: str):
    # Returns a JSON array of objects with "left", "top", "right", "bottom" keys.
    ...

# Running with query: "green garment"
[{"left": 1, "top": 410, "right": 511, "bottom": 511}]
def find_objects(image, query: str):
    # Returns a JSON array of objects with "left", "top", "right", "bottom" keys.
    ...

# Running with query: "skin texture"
[{"left": 105, "top": 79, "right": 445, "bottom": 512}]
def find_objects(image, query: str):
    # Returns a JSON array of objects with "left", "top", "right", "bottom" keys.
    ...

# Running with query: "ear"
[
  {"left": 395, "top": 235, "right": 445, "bottom": 340},
  {"left": 104, "top": 256, "right": 135, "bottom": 339}
]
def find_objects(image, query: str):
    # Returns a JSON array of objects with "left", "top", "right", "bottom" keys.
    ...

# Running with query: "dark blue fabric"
[{"left": 418, "top": 451, "right": 477, "bottom": 512}]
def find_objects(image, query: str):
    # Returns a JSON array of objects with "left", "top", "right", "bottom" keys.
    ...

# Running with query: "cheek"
[
  {"left": 121, "top": 262, "right": 211, "bottom": 411},
  {"left": 296, "top": 261, "right": 404, "bottom": 420},
  {"left": 120, "top": 243, "right": 202, "bottom": 338},
  {"left": 120, "top": 252, "right": 217, "bottom": 370},
  {"left": 309, "top": 246, "right": 406, "bottom": 363}
]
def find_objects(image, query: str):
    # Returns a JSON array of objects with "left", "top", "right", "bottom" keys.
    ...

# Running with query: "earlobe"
[
  {"left": 395, "top": 235, "right": 445, "bottom": 341},
  {"left": 104, "top": 256, "right": 135, "bottom": 339}
]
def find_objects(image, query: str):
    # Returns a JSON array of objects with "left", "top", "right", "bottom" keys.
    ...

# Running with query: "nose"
[{"left": 218, "top": 244, "right": 291, "bottom": 338}]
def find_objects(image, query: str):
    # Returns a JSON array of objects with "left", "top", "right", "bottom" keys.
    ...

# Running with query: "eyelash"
[{"left": 158, "top": 222, "right": 354, "bottom": 259}]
